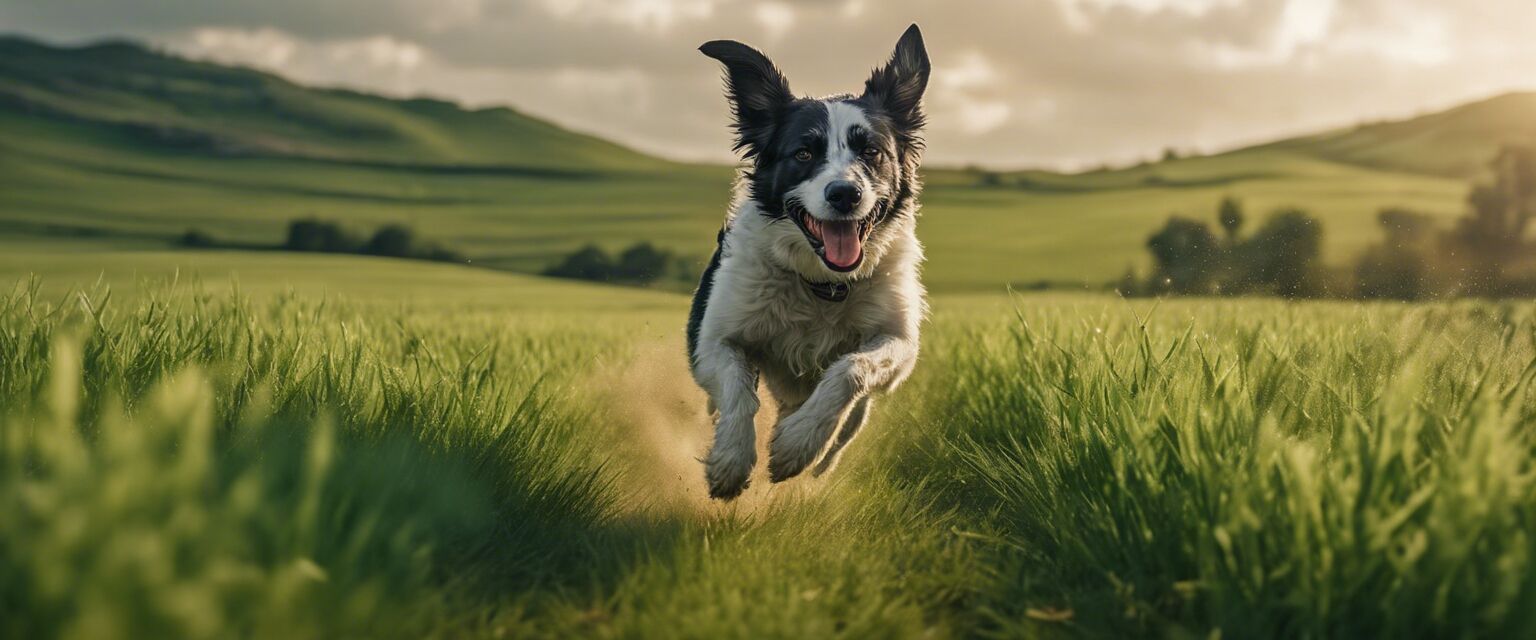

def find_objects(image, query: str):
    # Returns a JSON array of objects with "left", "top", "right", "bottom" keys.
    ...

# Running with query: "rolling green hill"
[
  {"left": 1, "top": 35, "right": 1527, "bottom": 293},
  {"left": 0, "top": 36, "right": 664, "bottom": 172},
  {"left": 1265, "top": 91, "right": 1536, "bottom": 179},
  {"left": 0, "top": 34, "right": 732, "bottom": 280}
]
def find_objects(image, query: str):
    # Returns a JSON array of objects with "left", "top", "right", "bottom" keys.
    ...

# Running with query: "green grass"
[
  {"left": 0, "top": 284, "right": 643, "bottom": 638},
  {"left": 3, "top": 279, "right": 1534, "bottom": 638},
  {"left": 908, "top": 295, "right": 1536, "bottom": 636}
]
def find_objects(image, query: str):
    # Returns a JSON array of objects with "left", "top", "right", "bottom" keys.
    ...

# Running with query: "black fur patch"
[
  {"left": 749, "top": 101, "right": 832, "bottom": 218},
  {"left": 686, "top": 227, "right": 726, "bottom": 366},
  {"left": 698, "top": 40, "right": 794, "bottom": 160}
]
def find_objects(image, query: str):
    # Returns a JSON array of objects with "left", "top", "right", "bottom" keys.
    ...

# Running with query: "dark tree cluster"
[
  {"left": 283, "top": 218, "right": 465, "bottom": 263},
  {"left": 1122, "top": 145, "right": 1536, "bottom": 300},
  {"left": 543, "top": 242, "right": 697, "bottom": 286},
  {"left": 284, "top": 218, "right": 363, "bottom": 253},
  {"left": 1356, "top": 144, "right": 1536, "bottom": 300},
  {"left": 1123, "top": 196, "right": 1325, "bottom": 298},
  {"left": 176, "top": 228, "right": 217, "bottom": 248}
]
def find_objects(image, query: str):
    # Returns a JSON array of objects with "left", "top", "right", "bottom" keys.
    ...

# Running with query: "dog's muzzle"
[{"left": 787, "top": 202, "right": 885, "bottom": 273}]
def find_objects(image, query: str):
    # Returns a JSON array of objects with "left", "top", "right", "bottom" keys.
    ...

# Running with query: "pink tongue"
[{"left": 821, "top": 222, "right": 863, "bottom": 268}]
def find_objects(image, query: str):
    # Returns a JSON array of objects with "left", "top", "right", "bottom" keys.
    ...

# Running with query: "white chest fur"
[
  {"left": 699, "top": 226, "right": 923, "bottom": 380},
  {"left": 731, "top": 274, "right": 877, "bottom": 376}
]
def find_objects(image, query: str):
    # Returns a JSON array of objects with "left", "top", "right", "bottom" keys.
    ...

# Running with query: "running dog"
[{"left": 687, "top": 24, "right": 931, "bottom": 500}]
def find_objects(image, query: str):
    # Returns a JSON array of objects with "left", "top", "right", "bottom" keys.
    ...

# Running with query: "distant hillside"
[
  {"left": 957, "top": 91, "right": 1536, "bottom": 189},
  {"left": 1266, "top": 92, "right": 1536, "bottom": 179},
  {"left": 0, "top": 36, "right": 666, "bottom": 172},
  {"left": 0, "top": 34, "right": 1506, "bottom": 291}
]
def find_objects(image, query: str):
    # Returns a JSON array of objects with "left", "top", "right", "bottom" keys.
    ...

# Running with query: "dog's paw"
[
  {"left": 705, "top": 446, "right": 754, "bottom": 500},
  {"left": 768, "top": 409, "right": 834, "bottom": 483}
]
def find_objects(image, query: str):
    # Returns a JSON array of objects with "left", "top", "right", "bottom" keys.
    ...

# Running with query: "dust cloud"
[{"left": 594, "top": 337, "right": 820, "bottom": 517}]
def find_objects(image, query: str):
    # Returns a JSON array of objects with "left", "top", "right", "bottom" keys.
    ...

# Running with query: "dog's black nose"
[{"left": 823, "top": 181, "right": 862, "bottom": 214}]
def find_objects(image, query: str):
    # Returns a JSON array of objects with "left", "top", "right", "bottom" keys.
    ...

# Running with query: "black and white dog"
[{"left": 687, "top": 25, "right": 931, "bottom": 500}]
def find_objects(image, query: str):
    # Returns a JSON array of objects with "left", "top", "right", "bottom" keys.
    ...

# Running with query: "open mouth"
[{"left": 788, "top": 205, "right": 876, "bottom": 272}]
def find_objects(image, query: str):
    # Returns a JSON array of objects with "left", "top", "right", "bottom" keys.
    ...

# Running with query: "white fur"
[
  {"left": 691, "top": 138, "right": 927, "bottom": 497},
  {"left": 787, "top": 102, "right": 877, "bottom": 222}
]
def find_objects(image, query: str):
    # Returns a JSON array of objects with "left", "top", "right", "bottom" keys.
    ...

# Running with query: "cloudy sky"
[{"left": 3, "top": 0, "right": 1534, "bottom": 169}]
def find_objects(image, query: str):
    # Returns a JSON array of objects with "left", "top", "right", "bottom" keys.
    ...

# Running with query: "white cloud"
[
  {"left": 538, "top": 0, "right": 718, "bottom": 31},
  {"left": 939, "top": 51, "right": 999, "bottom": 91},
  {"left": 932, "top": 52, "right": 1014, "bottom": 136},
  {"left": 186, "top": 27, "right": 299, "bottom": 69},
  {"left": 182, "top": 28, "right": 426, "bottom": 75},
  {"left": 1178, "top": 0, "right": 1335, "bottom": 69},
  {"left": 1072, "top": 0, "right": 1236, "bottom": 15},
  {"left": 953, "top": 101, "right": 1012, "bottom": 135},
  {"left": 172, "top": 28, "right": 431, "bottom": 98},
  {"left": 329, "top": 36, "right": 425, "bottom": 73},
  {"left": 754, "top": 2, "right": 796, "bottom": 41},
  {"left": 1272, "top": 0, "right": 1334, "bottom": 57},
  {"left": 1054, "top": 0, "right": 1239, "bottom": 32},
  {"left": 1329, "top": 5, "right": 1449, "bottom": 66}
]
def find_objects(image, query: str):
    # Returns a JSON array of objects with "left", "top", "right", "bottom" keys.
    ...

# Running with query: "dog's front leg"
[
  {"left": 810, "top": 396, "right": 872, "bottom": 478},
  {"left": 696, "top": 342, "right": 761, "bottom": 499},
  {"left": 768, "top": 335, "right": 918, "bottom": 482}
]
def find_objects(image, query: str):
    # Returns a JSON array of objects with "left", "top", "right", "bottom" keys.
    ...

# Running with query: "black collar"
[{"left": 802, "top": 278, "right": 851, "bottom": 302}]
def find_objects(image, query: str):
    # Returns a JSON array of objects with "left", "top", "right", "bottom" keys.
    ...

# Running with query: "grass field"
[{"left": 4, "top": 274, "right": 1534, "bottom": 638}]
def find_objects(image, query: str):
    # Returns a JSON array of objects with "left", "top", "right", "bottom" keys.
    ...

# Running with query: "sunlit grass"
[
  {"left": 2, "top": 283, "right": 1534, "bottom": 638},
  {"left": 901, "top": 296, "right": 1536, "bottom": 636},
  {"left": 0, "top": 282, "right": 644, "bottom": 638}
]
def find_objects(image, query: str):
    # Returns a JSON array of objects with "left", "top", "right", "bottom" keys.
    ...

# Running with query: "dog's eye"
[
  {"left": 860, "top": 146, "right": 881, "bottom": 160},
  {"left": 794, "top": 149, "right": 813, "bottom": 162}
]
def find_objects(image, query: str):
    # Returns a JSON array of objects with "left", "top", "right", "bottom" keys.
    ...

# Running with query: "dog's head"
[{"left": 702, "top": 24, "right": 930, "bottom": 280}]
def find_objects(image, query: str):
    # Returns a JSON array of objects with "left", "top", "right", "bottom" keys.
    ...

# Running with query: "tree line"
[
  {"left": 280, "top": 219, "right": 466, "bottom": 263},
  {"left": 1120, "top": 198, "right": 1325, "bottom": 297},
  {"left": 1355, "top": 145, "right": 1536, "bottom": 299},
  {"left": 1121, "top": 144, "right": 1536, "bottom": 300},
  {"left": 178, "top": 218, "right": 466, "bottom": 264},
  {"left": 542, "top": 242, "right": 698, "bottom": 287},
  {"left": 177, "top": 219, "right": 703, "bottom": 289}
]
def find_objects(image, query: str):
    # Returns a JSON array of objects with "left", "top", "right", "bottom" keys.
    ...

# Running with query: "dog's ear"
[
  {"left": 863, "top": 24, "right": 930, "bottom": 133},
  {"left": 700, "top": 40, "right": 793, "bottom": 159}
]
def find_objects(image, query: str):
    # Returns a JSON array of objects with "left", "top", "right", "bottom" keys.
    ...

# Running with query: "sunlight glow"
[{"left": 754, "top": 2, "right": 796, "bottom": 41}]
